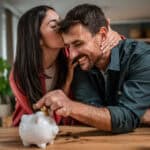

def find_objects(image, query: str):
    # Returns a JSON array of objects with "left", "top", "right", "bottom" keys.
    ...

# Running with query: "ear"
[
  {"left": 94, "top": 27, "right": 108, "bottom": 47},
  {"left": 99, "top": 27, "right": 108, "bottom": 42}
]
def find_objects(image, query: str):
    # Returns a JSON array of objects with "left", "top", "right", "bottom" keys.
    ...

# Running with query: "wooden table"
[{"left": 0, "top": 126, "right": 150, "bottom": 150}]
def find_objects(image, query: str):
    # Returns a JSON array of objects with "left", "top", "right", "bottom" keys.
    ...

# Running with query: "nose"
[{"left": 69, "top": 47, "right": 79, "bottom": 60}]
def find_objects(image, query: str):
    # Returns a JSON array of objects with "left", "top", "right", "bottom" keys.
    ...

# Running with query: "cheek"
[
  {"left": 43, "top": 31, "right": 64, "bottom": 48},
  {"left": 90, "top": 42, "right": 102, "bottom": 60},
  {"left": 84, "top": 50, "right": 100, "bottom": 67},
  {"left": 46, "top": 31, "right": 58, "bottom": 41}
]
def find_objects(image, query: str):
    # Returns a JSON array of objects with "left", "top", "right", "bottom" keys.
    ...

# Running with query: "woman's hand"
[
  {"left": 101, "top": 25, "right": 122, "bottom": 53},
  {"left": 62, "top": 58, "right": 78, "bottom": 95}
]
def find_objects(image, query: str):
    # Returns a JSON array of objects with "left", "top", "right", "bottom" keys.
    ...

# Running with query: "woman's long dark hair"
[{"left": 14, "top": 5, "right": 68, "bottom": 108}]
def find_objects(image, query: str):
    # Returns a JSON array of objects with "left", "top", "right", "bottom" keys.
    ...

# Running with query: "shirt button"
[{"left": 117, "top": 91, "right": 122, "bottom": 95}]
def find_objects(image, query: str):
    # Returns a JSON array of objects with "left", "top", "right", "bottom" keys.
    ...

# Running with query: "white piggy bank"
[{"left": 19, "top": 111, "right": 59, "bottom": 149}]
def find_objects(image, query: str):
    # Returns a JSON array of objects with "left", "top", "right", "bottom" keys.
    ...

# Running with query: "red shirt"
[{"left": 9, "top": 70, "right": 62, "bottom": 126}]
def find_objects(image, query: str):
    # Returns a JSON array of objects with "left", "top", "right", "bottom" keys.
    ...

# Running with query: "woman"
[{"left": 9, "top": 5, "right": 122, "bottom": 126}]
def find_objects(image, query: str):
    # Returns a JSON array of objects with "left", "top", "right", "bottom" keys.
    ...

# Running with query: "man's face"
[{"left": 62, "top": 24, "right": 104, "bottom": 71}]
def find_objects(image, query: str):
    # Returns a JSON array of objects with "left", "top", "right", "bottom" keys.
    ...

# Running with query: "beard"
[
  {"left": 78, "top": 56, "right": 94, "bottom": 71},
  {"left": 79, "top": 62, "right": 93, "bottom": 71},
  {"left": 80, "top": 53, "right": 103, "bottom": 71}
]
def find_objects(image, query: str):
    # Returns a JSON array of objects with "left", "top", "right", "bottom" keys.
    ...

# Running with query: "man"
[{"left": 35, "top": 4, "right": 150, "bottom": 133}]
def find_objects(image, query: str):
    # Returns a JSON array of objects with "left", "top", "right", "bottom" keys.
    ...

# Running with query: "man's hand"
[
  {"left": 35, "top": 90, "right": 74, "bottom": 117},
  {"left": 34, "top": 90, "right": 111, "bottom": 131}
]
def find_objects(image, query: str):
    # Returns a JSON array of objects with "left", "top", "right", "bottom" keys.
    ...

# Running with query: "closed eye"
[
  {"left": 51, "top": 25, "right": 57, "bottom": 29},
  {"left": 74, "top": 42, "right": 84, "bottom": 48}
]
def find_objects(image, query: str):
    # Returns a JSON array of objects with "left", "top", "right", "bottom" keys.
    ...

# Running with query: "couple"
[{"left": 10, "top": 4, "right": 150, "bottom": 134}]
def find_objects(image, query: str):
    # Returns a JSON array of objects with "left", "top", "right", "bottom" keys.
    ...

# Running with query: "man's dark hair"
[{"left": 59, "top": 3, "right": 108, "bottom": 35}]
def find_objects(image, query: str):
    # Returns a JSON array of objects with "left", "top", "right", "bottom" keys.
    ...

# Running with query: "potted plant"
[{"left": 0, "top": 57, "right": 12, "bottom": 118}]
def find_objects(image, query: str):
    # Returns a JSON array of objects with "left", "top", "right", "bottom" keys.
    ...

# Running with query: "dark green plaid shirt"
[{"left": 72, "top": 39, "right": 150, "bottom": 133}]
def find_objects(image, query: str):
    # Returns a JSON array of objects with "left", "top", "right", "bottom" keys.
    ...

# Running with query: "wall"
[{"left": 0, "top": 5, "right": 18, "bottom": 63}]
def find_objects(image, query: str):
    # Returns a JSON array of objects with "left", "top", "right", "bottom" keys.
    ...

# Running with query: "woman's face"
[{"left": 40, "top": 9, "right": 64, "bottom": 49}]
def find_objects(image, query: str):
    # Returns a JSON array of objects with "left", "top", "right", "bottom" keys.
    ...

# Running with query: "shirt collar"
[{"left": 107, "top": 41, "right": 122, "bottom": 71}]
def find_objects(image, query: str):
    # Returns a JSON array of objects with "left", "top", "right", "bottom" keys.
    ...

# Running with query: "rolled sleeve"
[
  {"left": 107, "top": 106, "right": 139, "bottom": 133},
  {"left": 108, "top": 51, "right": 150, "bottom": 133}
]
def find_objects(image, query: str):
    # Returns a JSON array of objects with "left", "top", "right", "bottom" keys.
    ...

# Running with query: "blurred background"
[
  {"left": 0, "top": 0, "right": 150, "bottom": 62},
  {"left": 0, "top": 0, "right": 150, "bottom": 63},
  {"left": 0, "top": 0, "right": 150, "bottom": 126}
]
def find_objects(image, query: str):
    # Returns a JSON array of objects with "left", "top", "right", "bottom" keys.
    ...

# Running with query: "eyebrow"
[
  {"left": 64, "top": 40, "right": 83, "bottom": 47},
  {"left": 72, "top": 40, "right": 83, "bottom": 45},
  {"left": 47, "top": 19, "right": 58, "bottom": 25}
]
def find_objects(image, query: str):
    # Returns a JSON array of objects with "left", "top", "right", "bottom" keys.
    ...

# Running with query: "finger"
[
  {"left": 68, "top": 59, "right": 77, "bottom": 71},
  {"left": 34, "top": 98, "right": 45, "bottom": 110},
  {"left": 103, "top": 45, "right": 113, "bottom": 54},
  {"left": 48, "top": 109, "right": 54, "bottom": 118},
  {"left": 112, "top": 38, "right": 119, "bottom": 46},
  {"left": 102, "top": 40, "right": 115, "bottom": 53},
  {"left": 101, "top": 38, "right": 111, "bottom": 51},
  {"left": 78, "top": 56, "right": 87, "bottom": 64},
  {"left": 45, "top": 98, "right": 52, "bottom": 107},
  {"left": 102, "top": 41, "right": 118, "bottom": 53},
  {"left": 69, "top": 58, "right": 78, "bottom": 68},
  {"left": 51, "top": 101, "right": 63, "bottom": 111},
  {"left": 72, "top": 61, "right": 78, "bottom": 68},
  {"left": 101, "top": 34, "right": 114, "bottom": 50},
  {"left": 102, "top": 34, "right": 120, "bottom": 53}
]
